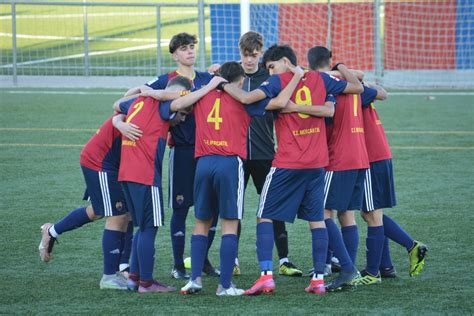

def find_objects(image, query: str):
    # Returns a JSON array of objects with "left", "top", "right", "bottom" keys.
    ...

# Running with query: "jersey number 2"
[
  {"left": 207, "top": 98, "right": 223, "bottom": 130},
  {"left": 126, "top": 101, "right": 144, "bottom": 123}
]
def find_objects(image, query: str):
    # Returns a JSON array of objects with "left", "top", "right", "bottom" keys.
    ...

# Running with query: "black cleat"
[{"left": 380, "top": 266, "right": 397, "bottom": 278}]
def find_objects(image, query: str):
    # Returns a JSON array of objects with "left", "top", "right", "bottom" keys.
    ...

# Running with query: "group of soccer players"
[{"left": 38, "top": 31, "right": 427, "bottom": 296}]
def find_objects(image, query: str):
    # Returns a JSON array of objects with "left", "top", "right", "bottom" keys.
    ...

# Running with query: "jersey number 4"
[{"left": 207, "top": 98, "right": 223, "bottom": 130}]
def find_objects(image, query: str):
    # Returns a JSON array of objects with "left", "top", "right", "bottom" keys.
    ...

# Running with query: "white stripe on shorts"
[
  {"left": 237, "top": 157, "right": 244, "bottom": 220},
  {"left": 168, "top": 147, "right": 175, "bottom": 209},
  {"left": 364, "top": 168, "right": 374, "bottom": 211},
  {"left": 257, "top": 167, "right": 276, "bottom": 218},
  {"left": 99, "top": 171, "right": 113, "bottom": 217},
  {"left": 151, "top": 186, "right": 163, "bottom": 226},
  {"left": 323, "top": 171, "right": 333, "bottom": 208}
]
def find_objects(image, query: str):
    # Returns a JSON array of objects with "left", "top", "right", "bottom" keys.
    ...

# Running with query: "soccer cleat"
[
  {"left": 408, "top": 241, "right": 428, "bottom": 277},
  {"left": 245, "top": 275, "right": 275, "bottom": 295},
  {"left": 216, "top": 283, "right": 245, "bottom": 296},
  {"left": 233, "top": 264, "right": 241, "bottom": 276},
  {"left": 180, "top": 280, "right": 203, "bottom": 295},
  {"left": 279, "top": 262, "right": 303, "bottom": 277},
  {"left": 171, "top": 267, "right": 190, "bottom": 280},
  {"left": 138, "top": 280, "right": 176, "bottom": 293},
  {"left": 305, "top": 279, "right": 326, "bottom": 295},
  {"left": 331, "top": 257, "right": 342, "bottom": 273},
  {"left": 203, "top": 261, "right": 220, "bottom": 277},
  {"left": 352, "top": 270, "right": 382, "bottom": 286},
  {"left": 38, "top": 223, "right": 57, "bottom": 262},
  {"left": 99, "top": 274, "right": 128, "bottom": 290},
  {"left": 325, "top": 269, "right": 359, "bottom": 292},
  {"left": 380, "top": 266, "right": 397, "bottom": 278}
]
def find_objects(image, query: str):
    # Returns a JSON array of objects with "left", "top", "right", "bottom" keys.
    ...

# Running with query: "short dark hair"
[
  {"left": 169, "top": 33, "right": 197, "bottom": 54},
  {"left": 307, "top": 46, "right": 332, "bottom": 70},
  {"left": 262, "top": 44, "right": 297, "bottom": 68},
  {"left": 166, "top": 75, "right": 193, "bottom": 90},
  {"left": 239, "top": 31, "right": 264, "bottom": 54},
  {"left": 218, "top": 61, "right": 245, "bottom": 83}
]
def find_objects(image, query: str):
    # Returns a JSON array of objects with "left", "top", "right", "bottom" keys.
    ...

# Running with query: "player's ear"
[{"left": 282, "top": 57, "right": 291, "bottom": 67}]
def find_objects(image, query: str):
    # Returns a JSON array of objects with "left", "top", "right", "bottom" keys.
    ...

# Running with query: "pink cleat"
[
  {"left": 305, "top": 279, "right": 326, "bottom": 295},
  {"left": 245, "top": 275, "right": 275, "bottom": 295},
  {"left": 138, "top": 280, "right": 176, "bottom": 293}
]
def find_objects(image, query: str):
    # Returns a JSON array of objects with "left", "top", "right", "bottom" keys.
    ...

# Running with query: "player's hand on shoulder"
[
  {"left": 207, "top": 76, "right": 227, "bottom": 90},
  {"left": 288, "top": 65, "right": 304, "bottom": 78},
  {"left": 207, "top": 63, "right": 221, "bottom": 74}
]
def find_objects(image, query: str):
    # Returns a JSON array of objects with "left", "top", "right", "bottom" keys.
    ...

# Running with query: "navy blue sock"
[
  {"left": 54, "top": 207, "right": 92, "bottom": 235},
  {"left": 325, "top": 219, "right": 353, "bottom": 273},
  {"left": 205, "top": 216, "right": 218, "bottom": 261},
  {"left": 383, "top": 215, "right": 414, "bottom": 251},
  {"left": 380, "top": 237, "right": 394, "bottom": 269},
  {"left": 256, "top": 222, "right": 274, "bottom": 272},
  {"left": 311, "top": 228, "right": 328, "bottom": 275},
  {"left": 341, "top": 225, "right": 359, "bottom": 265},
  {"left": 129, "top": 230, "right": 140, "bottom": 276},
  {"left": 191, "top": 234, "right": 208, "bottom": 281},
  {"left": 119, "top": 221, "right": 133, "bottom": 270},
  {"left": 326, "top": 249, "right": 333, "bottom": 265},
  {"left": 366, "top": 226, "right": 385, "bottom": 276},
  {"left": 102, "top": 229, "right": 124, "bottom": 275},
  {"left": 220, "top": 234, "right": 238, "bottom": 288},
  {"left": 170, "top": 208, "right": 189, "bottom": 268},
  {"left": 137, "top": 227, "right": 158, "bottom": 281}
]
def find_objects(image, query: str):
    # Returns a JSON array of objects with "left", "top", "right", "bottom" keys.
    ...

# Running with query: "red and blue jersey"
[
  {"left": 146, "top": 70, "right": 213, "bottom": 147},
  {"left": 258, "top": 70, "right": 347, "bottom": 169},
  {"left": 79, "top": 116, "right": 121, "bottom": 172},
  {"left": 326, "top": 90, "right": 369, "bottom": 171},
  {"left": 117, "top": 96, "right": 172, "bottom": 186},
  {"left": 361, "top": 86, "right": 392, "bottom": 162},
  {"left": 194, "top": 89, "right": 267, "bottom": 160}
]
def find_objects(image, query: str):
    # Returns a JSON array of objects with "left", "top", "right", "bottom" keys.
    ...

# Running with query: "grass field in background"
[{"left": 0, "top": 89, "right": 473, "bottom": 314}]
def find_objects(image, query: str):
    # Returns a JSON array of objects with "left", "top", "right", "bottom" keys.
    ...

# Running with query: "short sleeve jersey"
[
  {"left": 361, "top": 86, "right": 392, "bottom": 162},
  {"left": 194, "top": 89, "right": 266, "bottom": 160},
  {"left": 258, "top": 70, "right": 347, "bottom": 169},
  {"left": 326, "top": 89, "right": 369, "bottom": 171},
  {"left": 146, "top": 70, "right": 213, "bottom": 147},
  {"left": 118, "top": 96, "right": 172, "bottom": 186},
  {"left": 79, "top": 116, "right": 122, "bottom": 172}
]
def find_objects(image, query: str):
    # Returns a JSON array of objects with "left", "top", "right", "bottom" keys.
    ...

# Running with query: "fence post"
[
  {"left": 198, "top": 0, "right": 206, "bottom": 71},
  {"left": 12, "top": 2, "right": 17, "bottom": 86},
  {"left": 374, "top": 0, "right": 383, "bottom": 83},
  {"left": 83, "top": 0, "right": 90, "bottom": 76},
  {"left": 326, "top": 0, "right": 332, "bottom": 50},
  {"left": 156, "top": 5, "right": 161, "bottom": 75}
]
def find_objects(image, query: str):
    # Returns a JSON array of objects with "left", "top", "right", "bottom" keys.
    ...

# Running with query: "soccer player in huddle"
[
  {"left": 307, "top": 46, "right": 366, "bottom": 290},
  {"left": 38, "top": 112, "right": 138, "bottom": 290},
  {"left": 357, "top": 82, "right": 428, "bottom": 283},
  {"left": 172, "top": 61, "right": 302, "bottom": 296},
  {"left": 221, "top": 44, "right": 363, "bottom": 295},
  {"left": 236, "top": 31, "right": 302, "bottom": 277},
  {"left": 126, "top": 32, "right": 219, "bottom": 279}
]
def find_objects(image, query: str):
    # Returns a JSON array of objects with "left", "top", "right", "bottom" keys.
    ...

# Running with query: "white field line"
[
  {"left": 2, "top": 90, "right": 122, "bottom": 95},
  {"left": 0, "top": 143, "right": 83, "bottom": 148},
  {"left": 389, "top": 92, "right": 474, "bottom": 96},
  {"left": 0, "top": 10, "right": 198, "bottom": 20},
  {"left": 391, "top": 146, "right": 474, "bottom": 150}
]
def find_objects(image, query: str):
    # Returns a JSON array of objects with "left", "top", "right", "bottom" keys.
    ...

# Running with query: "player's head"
[
  {"left": 169, "top": 33, "right": 197, "bottom": 67},
  {"left": 307, "top": 46, "right": 332, "bottom": 71},
  {"left": 239, "top": 31, "right": 264, "bottom": 74},
  {"left": 218, "top": 61, "right": 245, "bottom": 88},
  {"left": 262, "top": 44, "right": 297, "bottom": 75},
  {"left": 166, "top": 75, "right": 193, "bottom": 92}
]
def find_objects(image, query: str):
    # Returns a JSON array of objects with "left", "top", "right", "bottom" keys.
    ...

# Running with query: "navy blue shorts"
[
  {"left": 257, "top": 167, "right": 325, "bottom": 223},
  {"left": 168, "top": 147, "right": 195, "bottom": 209},
  {"left": 362, "top": 159, "right": 397, "bottom": 212},
  {"left": 81, "top": 166, "right": 127, "bottom": 217},
  {"left": 194, "top": 155, "right": 244, "bottom": 220},
  {"left": 121, "top": 181, "right": 164, "bottom": 229},
  {"left": 324, "top": 169, "right": 366, "bottom": 212}
]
